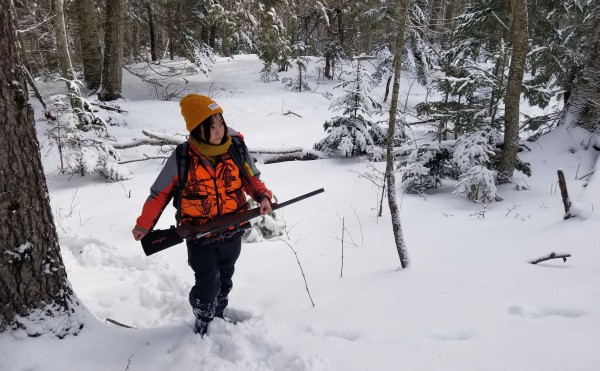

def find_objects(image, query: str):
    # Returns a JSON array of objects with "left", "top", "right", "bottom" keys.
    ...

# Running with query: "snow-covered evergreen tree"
[
  {"left": 257, "top": 5, "right": 291, "bottom": 82},
  {"left": 527, "top": 0, "right": 600, "bottom": 108},
  {"left": 370, "top": 44, "right": 394, "bottom": 88},
  {"left": 452, "top": 126, "right": 502, "bottom": 202},
  {"left": 243, "top": 196, "right": 285, "bottom": 242},
  {"left": 281, "top": 42, "right": 311, "bottom": 92},
  {"left": 404, "top": 0, "right": 433, "bottom": 85},
  {"left": 181, "top": 36, "right": 216, "bottom": 76},
  {"left": 45, "top": 96, "right": 131, "bottom": 182},
  {"left": 413, "top": 0, "right": 517, "bottom": 141},
  {"left": 400, "top": 142, "right": 453, "bottom": 193},
  {"left": 314, "top": 55, "right": 385, "bottom": 159}
]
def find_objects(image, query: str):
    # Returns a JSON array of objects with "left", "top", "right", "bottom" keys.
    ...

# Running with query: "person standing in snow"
[{"left": 132, "top": 94, "right": 273, "bottom": 336}]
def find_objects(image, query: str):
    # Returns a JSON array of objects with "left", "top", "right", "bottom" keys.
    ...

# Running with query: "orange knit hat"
[{"left": 179, "top": 94, "right": 224, "bottom": 132}]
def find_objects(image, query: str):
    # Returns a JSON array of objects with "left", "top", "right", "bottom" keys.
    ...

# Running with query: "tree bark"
[
  {"left": 385, "top": 0, "right": 410, "bottom": 269},
  {"left": 99, "top": 0, "right": 124, "bottom": 101},
  {"left": 498, "top": 0, "right": 528, "bottom": 183},
  {"left": 0, "top": 0, "right": 82, "bottom": 337},
  {"left": 147, "top": 2, "right": 158, "bottom": 61},
  {"left": 74, "top": 0, "right": 103, "bottom": 91}
]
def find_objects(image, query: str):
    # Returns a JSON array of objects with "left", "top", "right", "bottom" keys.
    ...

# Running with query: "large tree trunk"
[
  {"left": 561, "top": 19, "right": 600, "bottom": 133},
  {"left": 147, "top": 2, "right": 158, "bottom": 61},
  {"left": 98, "top": 0, "right": 124, "bottom": 101},
  {"left": 385, "top": 0, "right": 410, "bottom": 270},
  {"left": 74, "top": 0, "right": 103, "bottom": 92},
  {"left": 498, "top": 0, "right": 528, "bottom": 183},
  {"left": 168, "top": 0, "right": 178, "bottom": 60},
  {"left": 0, "top": 0, "right": 82, "bottom": 337}
]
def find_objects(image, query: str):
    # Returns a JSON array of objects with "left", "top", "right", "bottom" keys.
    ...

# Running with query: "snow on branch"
[{"left": 113, "top": 130, "right": 184, "bottom": 149}]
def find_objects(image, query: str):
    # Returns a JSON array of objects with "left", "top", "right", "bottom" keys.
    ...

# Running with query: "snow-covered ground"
[{"left": 2, "top": 55, "right": 599, "bottom": 371}]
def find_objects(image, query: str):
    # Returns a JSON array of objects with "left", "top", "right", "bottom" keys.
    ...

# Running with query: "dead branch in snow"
[
  {"left": 529, "top": 252, "right": 571, "bottom": 265},
  {"left": 283, "top": 110, "right": 302, "bottom": 118},
  {"left": 577, "top": 170, "right": 595, "bottom": 181}
]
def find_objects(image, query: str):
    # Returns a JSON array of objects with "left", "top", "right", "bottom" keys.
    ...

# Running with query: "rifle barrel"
[
  {"left": 190, "top": 188, "right": 325, "bottom": 238},
  {"left": 272, "top": 188, "right": 324, "bottom": 210}
]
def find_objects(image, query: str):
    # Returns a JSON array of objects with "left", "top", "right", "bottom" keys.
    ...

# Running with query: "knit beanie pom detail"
[{"left": 180, "top": 94, "right": 224, "bottom": 132}]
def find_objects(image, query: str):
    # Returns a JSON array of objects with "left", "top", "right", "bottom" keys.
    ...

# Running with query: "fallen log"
[
  {"left": 90, "top": 102, "right": 127, "bottom": 113},
  {"left": 262, "top": 151, "right": 322, "bottom": 164},
  {"left": 116, "top": 132, "right": 323, "bottom": 164},
  {"left": 113, "top": 130, "right": 183, "bottom": 149}
]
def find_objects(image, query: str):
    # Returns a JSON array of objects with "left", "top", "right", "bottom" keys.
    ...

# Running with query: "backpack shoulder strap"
[
  {"left": 174, "top": 141, "right": 189, "bottom": 225},
  {"left": 228, "top": 136, "right": 260, "bottom": 200},
  {"left": 176, "top": 141, "right": 190, "bottom": 188}
]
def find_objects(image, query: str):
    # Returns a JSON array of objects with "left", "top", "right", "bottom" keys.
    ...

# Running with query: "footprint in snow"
[
  {"left": 222, "top": 307, "right": 254, "bottom": 324},
  {"left": 305, "top": 326, "right": 361, "bottom": 341},
  {"left": 428, "top": 330, "right": 473, "bottom": 342},
  {"left": 508, "top": 305, "right": 584, "bottom": 319}
]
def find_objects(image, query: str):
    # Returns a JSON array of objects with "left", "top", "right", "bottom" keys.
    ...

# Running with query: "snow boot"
[
  {"left": 214, "top": 293, "right": 229, "bottom": 319},
  {"left": 190, "top": 296, "right": 216, "bottom": 336},
  {"left": 194, "top": 318, "right": 210, "bottom": 336}
]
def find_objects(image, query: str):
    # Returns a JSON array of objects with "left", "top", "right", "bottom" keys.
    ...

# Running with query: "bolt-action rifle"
[{"left": 141, "top": 188, "right": 324, "bottom": 256}]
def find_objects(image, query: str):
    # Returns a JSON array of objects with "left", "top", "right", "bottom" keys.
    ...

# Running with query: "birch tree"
[
  {"left": 385, "top": 0, "right": 410, "bottom": 269},
  {"left": 0, "top": 0, "right": 83, "bottom": 337}
]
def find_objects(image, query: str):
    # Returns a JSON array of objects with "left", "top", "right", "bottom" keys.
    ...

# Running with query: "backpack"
[{"left": 172, "top": 136, "right": 259, "bottom": 226}]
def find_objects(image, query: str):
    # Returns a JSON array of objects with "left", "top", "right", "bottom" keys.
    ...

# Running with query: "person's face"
[{"left": 208, "top": 114, "right": 225, "bottom": 145}]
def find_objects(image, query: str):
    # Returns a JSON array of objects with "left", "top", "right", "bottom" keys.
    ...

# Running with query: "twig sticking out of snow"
[
  {"left": 277, "top": 238, "right": 315, "bottom": 307},
  {"left": 105, "top": 318, "right": 136, "bottom": 329}
]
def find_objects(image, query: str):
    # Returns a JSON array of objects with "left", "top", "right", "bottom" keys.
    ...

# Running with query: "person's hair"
[{"left": 190, "top": 113, "right": 227, "bottom": 144}]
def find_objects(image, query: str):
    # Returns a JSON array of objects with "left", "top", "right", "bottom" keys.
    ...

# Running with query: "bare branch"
[
  {"left": 529, "top": 252, "right": 571, "bottom": 265},
  {"left": 17, "top": 14, "right": 55, "bottom": 34},
  {"left": 105, "top": 318, "right": 136, "bottom": 329},
  {"left": 283, "top": 110, "right": 302, "bottom": 118}
]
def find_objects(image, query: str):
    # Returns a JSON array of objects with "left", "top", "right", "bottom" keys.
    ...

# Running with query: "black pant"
[{"left": 187, "top": 234, "right": 242, "bottom": 322}]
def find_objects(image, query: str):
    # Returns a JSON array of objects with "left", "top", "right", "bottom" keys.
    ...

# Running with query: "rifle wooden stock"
[{"left": 141, "top": 188, "right": 324, "bottom": 256}]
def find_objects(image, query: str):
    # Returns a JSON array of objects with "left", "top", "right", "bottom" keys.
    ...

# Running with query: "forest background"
[
  {"left": 12, "top": 0, "right": 600, "bottom": 189},
  {"left": 1, "top": 0, "right": 600, "bottom": 369}
]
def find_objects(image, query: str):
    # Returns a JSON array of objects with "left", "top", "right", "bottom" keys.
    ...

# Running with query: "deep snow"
[{"left": 1, "top": 55, "right": 599, "bottom": 371}]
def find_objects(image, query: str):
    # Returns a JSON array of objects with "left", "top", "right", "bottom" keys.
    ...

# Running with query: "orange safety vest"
[{"left": 180, "top": 153, "right": 249, "bottom": 225}]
